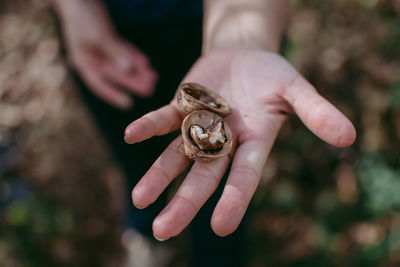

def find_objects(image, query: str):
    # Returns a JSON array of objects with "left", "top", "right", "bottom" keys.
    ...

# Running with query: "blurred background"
[{"left": 0, "top": 0, "right": 399, "bottom": 266}]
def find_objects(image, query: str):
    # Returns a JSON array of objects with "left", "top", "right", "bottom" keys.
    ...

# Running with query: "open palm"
[{"left": 124, "top": 50, "right": 356, "bottom": 240}]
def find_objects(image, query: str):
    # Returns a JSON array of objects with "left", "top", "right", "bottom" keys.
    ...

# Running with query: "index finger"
[{"left": 124, "top": 104, "right": 184, "bottom": 144}]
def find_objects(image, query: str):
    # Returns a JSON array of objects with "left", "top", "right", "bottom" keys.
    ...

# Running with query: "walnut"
[
  {"left": 176, "top": 82, "right": 231, "bottom": 117},
  {"left": 189, "top": 121, "right": 226, "bottom": 151},
  {"left": 177, "top": 83, "right": 233, "bottom": 160}
]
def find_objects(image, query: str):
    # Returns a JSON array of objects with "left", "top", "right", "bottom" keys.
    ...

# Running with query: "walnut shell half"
[
  {"left": 177, "top": 83, "right": 231, "bottom": 117},
  {"left": 182, "top": 110, "right": 233, "bottom": 160}
]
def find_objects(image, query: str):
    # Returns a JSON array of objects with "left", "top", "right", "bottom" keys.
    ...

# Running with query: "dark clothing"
[
  {"left": 75, "top": 16, "right": 202, "bottom": 236},
  {"left": 70, "top": 1, "right": 245, "bottom": 266},
  {"left": 103, "top": 0, "right": 202, "bottom": 23}
]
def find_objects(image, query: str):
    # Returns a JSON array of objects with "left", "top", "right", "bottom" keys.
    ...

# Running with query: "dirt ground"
[{"left": 1, "top": 0, "right": 400, "bottom": 266}]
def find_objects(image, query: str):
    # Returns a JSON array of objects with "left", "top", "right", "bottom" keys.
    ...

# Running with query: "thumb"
[{"left": 283, "top": 75, "right": 356, "bottom": 148}]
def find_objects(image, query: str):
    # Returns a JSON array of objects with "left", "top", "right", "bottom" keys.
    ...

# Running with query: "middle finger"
[{"left": 152, "top": 155, "right": 230, "bottom": 240}]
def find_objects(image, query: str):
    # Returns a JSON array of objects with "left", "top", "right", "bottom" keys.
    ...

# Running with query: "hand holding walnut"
[{"left": 124, "top": 50, "right": 356, "bottom": 240}]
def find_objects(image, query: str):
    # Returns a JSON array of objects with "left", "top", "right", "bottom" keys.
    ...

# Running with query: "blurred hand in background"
[{"left": 54, "top": 0, "right": 158, "bottom": 110}]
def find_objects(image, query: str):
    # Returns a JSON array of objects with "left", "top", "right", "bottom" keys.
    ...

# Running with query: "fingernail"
[
  {"left": 124, "top": 127, "right": 135, "bottom": 144},
  {"left": 153, "top": 234, "right": 168, "bottom": 242},
  {"left": 134, "top": 203, "right": 145, "bottom": 210},
  {"left": 124, "top": 135, "right": 135, "bottom": 144},
  {"left": 132, "top": 187, "right": 148, "bottom": 210}
]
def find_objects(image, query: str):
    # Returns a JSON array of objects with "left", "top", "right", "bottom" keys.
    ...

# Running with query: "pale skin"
[
  {"left": 53, "top": 0, "right": 158, "bottom": 109},
  {"left": 54, "top": 0, "right": 356, "bottom": 241}
]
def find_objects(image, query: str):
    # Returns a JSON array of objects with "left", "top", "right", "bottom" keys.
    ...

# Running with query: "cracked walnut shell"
[
  {"left": 176, "top": 82, "right": 231, "bottom": 117},
  {"left": 181, "top": 110, "right": 232, "bottom": 160}
]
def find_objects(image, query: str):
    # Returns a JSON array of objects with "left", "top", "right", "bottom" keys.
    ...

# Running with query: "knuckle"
[
  {"left": 149, "top": 166, "right": 171, "bottom": 185},
  {"left": 175, "top": 194, "right": 199, "bottom": 213},
  {"left": 231, "top": 164, "right": 260, "bottom": 181},
  {"left": 166, "top": 139, "right": 186, "bottom": 157},
  {"left": 190, "top": 164, "right": 219, "bottom": 187}
]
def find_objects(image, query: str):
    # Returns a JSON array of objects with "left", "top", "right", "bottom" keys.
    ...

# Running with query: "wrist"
[
  {"left": 52, "top": 0, "right": 110, "bottom": 25},
  {"left": 202, "top": 0, "right": 288, "bottom": 55},
  {"left": 202, "top": 20, "right": 283, "bottom": 54},
  {"left": 52, "top": 0, "right": 85, "bottom": 17},
  {"left": 53, "top": 0, "right": 116, "bottom": 40}
]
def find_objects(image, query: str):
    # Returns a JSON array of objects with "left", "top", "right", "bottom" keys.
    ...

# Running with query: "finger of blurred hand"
[
  {"left": 102, "top": 39, "right": 158, "bottom": 96},
  {"left": 283, "top": 75, "right": 356, "bottom": 147},
  {"left": 132, "top": 136, "right": 191, "bottom": 209},
  {"left": 80, "top": 67, "right": 133, "bottom": 110},
  {"left": 113, "top": 40, "right": 156, "bottom": 78},
  {"left": 115, "top": 40, "right": 151, "bottom": 69},
  {"left": 124, "top": 104, "right": 184, "bottom": 144},
  {"left": 153, "top": 155, "right": 230, "bottom": 240},
  {"left": 101, "top": 63, "right": 158, "bottom": 97}
]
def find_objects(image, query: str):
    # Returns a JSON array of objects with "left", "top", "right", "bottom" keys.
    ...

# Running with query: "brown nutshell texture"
[{"left": 176, "top": 82, "right": 232, "bottom": 117}]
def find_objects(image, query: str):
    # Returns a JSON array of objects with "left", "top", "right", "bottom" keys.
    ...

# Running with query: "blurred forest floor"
[{"left": 0, "top": 0, "right": 400, "bottom": 266}]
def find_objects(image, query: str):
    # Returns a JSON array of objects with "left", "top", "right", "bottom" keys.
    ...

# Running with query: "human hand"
[
  {"left": 124, "top": 50, "right": 356, "bottom": 240},
  {"left": 56, "top": 0, "right": 157, "bottom": 109}
]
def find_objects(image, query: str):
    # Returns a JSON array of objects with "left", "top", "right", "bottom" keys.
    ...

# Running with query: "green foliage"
[
  {"left": 270, "top": 180, "right": 299, "bottom": 212},
  {"left": 357, "top": 155, "right": 400, "bottom": 215},
  {"left": 6, "top": 201, "right": 29, "bottom": 226},
  {"left": 389, "top": 80, "right": 400, "bottom": 109}
]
